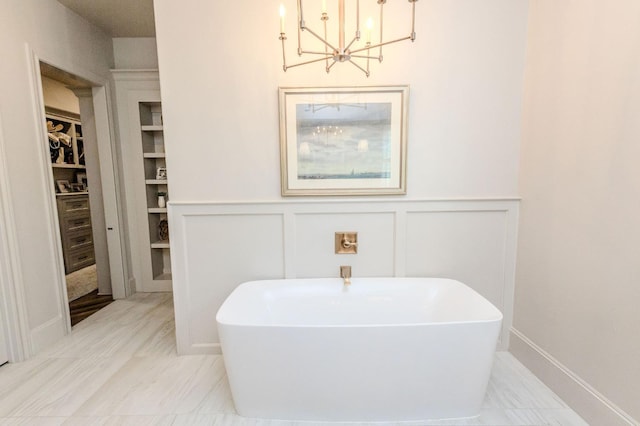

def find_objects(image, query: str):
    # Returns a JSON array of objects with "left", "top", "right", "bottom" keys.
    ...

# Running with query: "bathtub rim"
[{"left": 216, "top": 276, "right": 503, "bottom": 328}]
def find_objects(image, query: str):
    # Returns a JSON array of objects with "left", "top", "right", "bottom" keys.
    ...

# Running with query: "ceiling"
[{"left": 57, "top": 0, "right": 156, "bottom": 37}]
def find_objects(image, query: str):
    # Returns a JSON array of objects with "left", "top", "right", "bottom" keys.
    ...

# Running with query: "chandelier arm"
[
  {"left": 280, "top": 34, "right": 288, "bottom": 71},
  {"left": 297, "top": 0, "right": 303, "bottom": 54},
  {"left": 356, "top": 0, "right": 360, "bottom": 36},
  {"left": 345, "top": 35, "right": 359, "bottom": 51},
  {"left": 284, "top": 55, "right": 335, "bottom": 70},
  {"left": 348, "top": 59, "right": 370, "bottom": 77},
  {"left": 378, "top": 0, "right": 384, "bottom": 59},
  {"left": 323, "top": 15, "right": 329, "bottom": 71},
  {"left": 350, "top": 35, "right": 412, "bottom": 55},
  {"left": 410, "top": 0, "right": 417, "bottom": 40},
  {"left": 350, "top": 54, "right": 378, "bottom": 59},
  {"left": 301, "top": 50, "right": 339, "bottom": 56},
  {"left": 303, "top": 26, "right": 339, "bottom": 53}
]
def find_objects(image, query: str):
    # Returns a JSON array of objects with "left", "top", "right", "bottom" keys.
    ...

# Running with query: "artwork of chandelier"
[{"left": 278, "top": 0, "right": 418, "bottom": 77}]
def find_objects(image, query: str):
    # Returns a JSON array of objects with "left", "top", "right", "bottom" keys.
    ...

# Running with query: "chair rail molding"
[{"left": 169, "top": 198, "right": 520, "bottom": 355}]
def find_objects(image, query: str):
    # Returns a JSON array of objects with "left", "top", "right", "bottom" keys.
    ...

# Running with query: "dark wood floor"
[{"left": 69, "top": 290, "right": 113, "bottom": 326}]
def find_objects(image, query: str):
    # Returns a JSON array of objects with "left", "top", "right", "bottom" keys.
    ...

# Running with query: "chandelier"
[{"left": 278, "top": 0, "right": 418, "bottom": 77}]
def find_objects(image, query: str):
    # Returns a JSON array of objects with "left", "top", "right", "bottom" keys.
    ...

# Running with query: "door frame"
[
  {"left": 0, "top": 47, "right": 131, "bottom": 357},
  {"left": 30, "top": 52, "right": 130, "bottom": 299}
]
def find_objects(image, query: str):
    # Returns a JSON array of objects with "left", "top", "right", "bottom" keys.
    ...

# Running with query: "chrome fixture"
[
  {"left": 340, "top": 265, "right": 352, "bottom": 286},
  {"left": 335, "top": 232, "right": 358, "bottom": 254},
  {"left": 278, "top": 0, "right": 418, "bottom": 77}
]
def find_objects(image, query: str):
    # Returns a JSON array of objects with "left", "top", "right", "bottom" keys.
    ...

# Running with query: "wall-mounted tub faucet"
[
  {"left": 342, "top": 238, "right": 358, "bottom": 249},
  {"left": 335, "top": 232, "right": 358, "bottom": 254},
  {"left": 340, "top": 265, "right": 352, "bottom": 286}
]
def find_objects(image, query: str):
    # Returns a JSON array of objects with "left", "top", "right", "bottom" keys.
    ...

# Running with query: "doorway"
[{"left": 39, "top": 62, "right": 118, "bottom": 325}]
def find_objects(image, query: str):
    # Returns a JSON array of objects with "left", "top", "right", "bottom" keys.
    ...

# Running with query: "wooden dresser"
[{"left": 56, "top": 193, "right": 95, "bottom": 274}]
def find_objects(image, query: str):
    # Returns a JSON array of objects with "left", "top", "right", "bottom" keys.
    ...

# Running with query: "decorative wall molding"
[
  {"left": 510, "top": 328, "right": 637, "bottom": 426},
  {"left": 28, "top": 50, "right": 72, "bottom": 344},
  {"left": 170, "top": 198, "right": 519, "bottom": 355},
  {"left": 0, "top": 112, "right": 31, "bottom": 361}
]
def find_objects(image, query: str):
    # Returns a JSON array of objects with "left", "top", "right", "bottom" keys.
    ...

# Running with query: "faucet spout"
[{"left": 340, "top": 265, "right": 352, "bottom": 286}]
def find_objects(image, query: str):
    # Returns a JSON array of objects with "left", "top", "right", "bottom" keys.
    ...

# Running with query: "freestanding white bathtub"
[{"left": 216, "top": 277, "right": 502, "bottom": 422}]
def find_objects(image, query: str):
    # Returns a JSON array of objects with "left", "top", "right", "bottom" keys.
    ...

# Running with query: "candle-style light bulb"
[
  {"left": 366, "top": 17, "right": 373, "bottom": 43},
  {"left": 322, "top": 0, "right": 327, "bottom": 14},
  {"left": 279, "top": 4, "right": 286, "bottom": 33}
]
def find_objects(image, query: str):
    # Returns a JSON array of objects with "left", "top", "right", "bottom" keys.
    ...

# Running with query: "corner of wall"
[{"left": 509, "top": 328, "right": 637, "bottom": 426}]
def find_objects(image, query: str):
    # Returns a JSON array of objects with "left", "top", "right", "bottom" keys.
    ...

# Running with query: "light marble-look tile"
[
  {"left": 75, "top": 293, "right": 173, "bottom": 327},
  {"left": 504, "top": 409, "right": 589, "bottom": 426},
  {"left": 0, "top": 357, "right": 51, "bottom": 397},
  {"left": 482, "top": 352, "right": 567, "bottom": 410},
  {"left": 133, "top": 319, "right": 177, "bottom": 357},
  {"left": 0, "top": 293, "right": 588, "bottom": 425},
  {"left": 73, "top": 355, "right": 227, "bottom": 416},
  {"left": 0, "top": 418, "right": 66, "bottom": 426},
  {"left": 37, "top": 294, "right": 175, "bottom": 359},
  {"left": 62, "top": 415, "right": 176, "bottom": 425},
  {"left": 0, "top": 357, "right": 130, "bottom": 417}
]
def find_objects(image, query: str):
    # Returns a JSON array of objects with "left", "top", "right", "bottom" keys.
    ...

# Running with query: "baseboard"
[
  {"left": 30, "top": 315, "right": 67, "bottom": 354},
  {"left": 177, "top": 342, "right": 222, "bottom": 355},
  {"left": 510, "top": 328, "right": 637, "bottom": 426}
]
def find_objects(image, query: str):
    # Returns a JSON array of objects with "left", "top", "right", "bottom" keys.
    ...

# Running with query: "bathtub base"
[
  {"left": 220, "top": 322, "right": 499, "bottom": 422},
  {"left": 217, "top": 278, "right": 502, "bottom": 422}
]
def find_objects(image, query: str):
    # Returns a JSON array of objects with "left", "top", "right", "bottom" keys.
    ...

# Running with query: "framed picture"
[
  {"left": 56, "top": 179, "right": 71, "bottom": 193},
  {"left": 156, "top": 167, "right": 167, "bottom": 180},
  {"left": 76, "top": 172, "right": 88, "bottom": 188},
  {"left": 279, "top": 86, "right": 409, "bottom": 196},
  {"left": 71, "top": 183, "right": 86, "bottom": 192}
]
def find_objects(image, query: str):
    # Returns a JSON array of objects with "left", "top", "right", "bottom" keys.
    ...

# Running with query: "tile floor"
[{"left": 0, "top": 293, "right": 588, "bottom": 425}]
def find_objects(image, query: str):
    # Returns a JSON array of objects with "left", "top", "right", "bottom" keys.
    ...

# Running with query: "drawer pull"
[
  {"left": 78, "top": 255, "right": 89, "bottom": 261},
  {"left": 73, "top": 220, "right": 86, "bottom": 226},
  {"left": 75, "top": 238, "right": 87, "bottom": 243}
]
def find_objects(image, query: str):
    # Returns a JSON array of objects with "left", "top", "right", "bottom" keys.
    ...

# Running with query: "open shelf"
[
  {"left": 143, "top": 152, "right": 166, "bottom": 158},
  {"left": 151, "top": 240, "right": 170, "bottom": 249},
  {"left": 148, "top": 208, "right": 167, "bottom": 214},
  {"left": 141, "top": 125, "right": 164, "bottom": 132},
  {"left": 52, "top": 163, "right": 86, "bottom": 169}
]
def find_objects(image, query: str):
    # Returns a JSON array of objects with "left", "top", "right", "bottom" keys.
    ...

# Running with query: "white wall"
[
  {"left": 0, "top": 0, "right": 114, "bottom": 356},
  {"left": 154, "top": 0, "right": 528, "bottom": 354},
  {"left": 154, "top": 0, "right": 528, "bottom": 201},
  {"left": 513, "top": 1, "right": 640, "bottom": 424},
  {"left": 113, "top": 38, "right": 159, "bottom": 70}
]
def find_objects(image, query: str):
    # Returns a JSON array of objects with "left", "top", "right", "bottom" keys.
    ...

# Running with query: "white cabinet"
[{"left": 112, "top": 70, "right": 171, "bottom": 292}]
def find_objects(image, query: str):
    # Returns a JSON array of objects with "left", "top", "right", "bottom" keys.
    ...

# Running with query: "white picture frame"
[{"left": 279, "top": 86, "right": 409, "bottom": 196}]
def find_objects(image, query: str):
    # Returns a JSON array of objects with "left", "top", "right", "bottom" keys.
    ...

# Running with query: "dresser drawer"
[
  {"left": 58, "top": 196, "right": 90, "bottom": 216},
  {"left": 66, "top": 246, "right": 95, "bottom": 273},
  {"left": 63, "top": 228, "right": 93, "bottom": 251},
  {"left": 62, "top": 215, "right": 92, "bottom": 233}
]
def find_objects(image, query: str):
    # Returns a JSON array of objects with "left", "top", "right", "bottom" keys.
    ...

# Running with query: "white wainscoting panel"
[
  {"left": 170, "top": 199, "right": 519, "bottom": 354},
  {"left": 294, "top": 212, "right": 396, "bottom": 278}
]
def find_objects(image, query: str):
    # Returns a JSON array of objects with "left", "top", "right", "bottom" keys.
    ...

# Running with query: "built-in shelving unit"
[
  {"left": 139, "top": 102, "right": 171, "bottom": 287},
  {"left": 45, "top": 108, "right": 95, "bottom": 274},
  {"left": 46, "top": 109, "right": 87, "bottom": 185},
  {"left": 112, "top": 70, "right": 170, "bottom": 294}
]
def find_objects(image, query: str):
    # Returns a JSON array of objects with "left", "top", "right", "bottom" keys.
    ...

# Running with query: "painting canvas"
[{"left": 279, "top": 86, "right": 408, "bottom": 196}]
